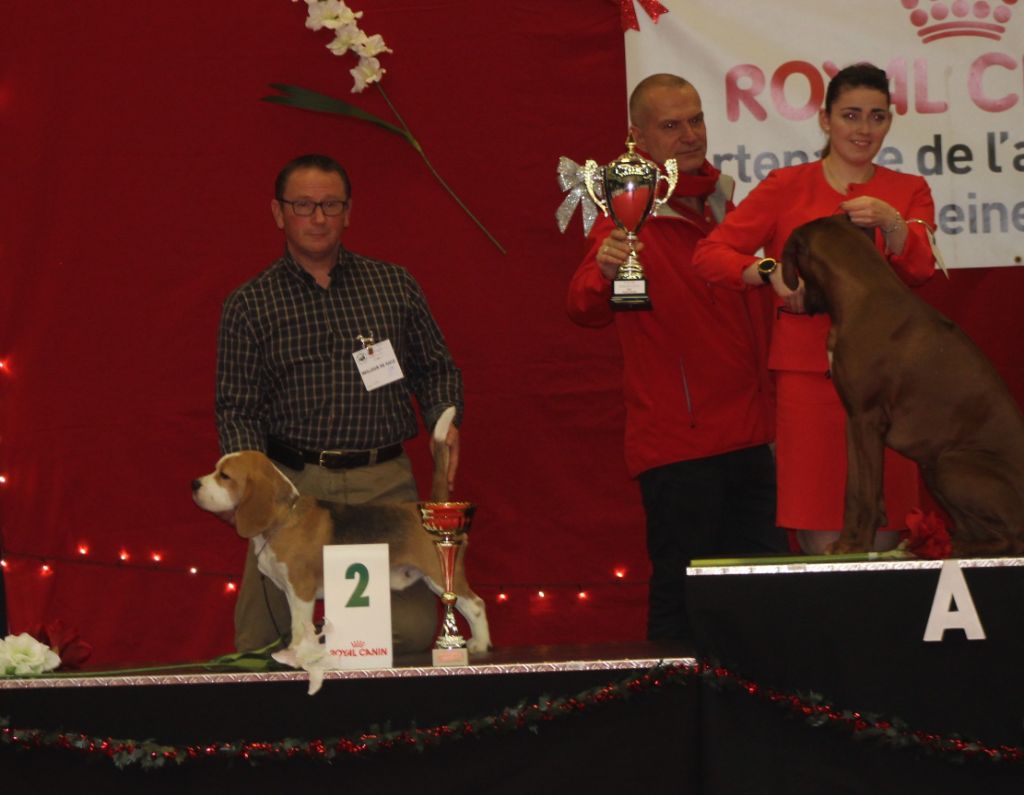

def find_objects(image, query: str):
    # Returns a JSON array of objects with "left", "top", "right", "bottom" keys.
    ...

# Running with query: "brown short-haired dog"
[
  {"left": 782, "top": 215, "right": 1024, "bottom": 556},
  {"left": 192, "top": 451, "right": 491, "bottom": 655}
]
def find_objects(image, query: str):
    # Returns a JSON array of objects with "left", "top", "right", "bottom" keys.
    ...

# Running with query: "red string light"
[
  {"left": 77, "top": 545, "right": 89, "bottom": 556},
  {"left": 225, "top": 581, "right": 237, "bottom": 593},
  {"left": 151, "top": 552, "right": 163, "bottom": 564},
  {"left": 119, "top": 550, "right": 130, "bottom": 562},
  {"left": 613, "top": 567, "right": 627, "bottom": 579},
  {"left": 40, "top": 563, "right": 53, "bottom": 576}
]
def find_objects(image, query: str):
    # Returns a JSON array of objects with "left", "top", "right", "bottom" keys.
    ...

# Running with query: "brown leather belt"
[{"left": 267, "top": 436, "right": 403, "bottom": 471}]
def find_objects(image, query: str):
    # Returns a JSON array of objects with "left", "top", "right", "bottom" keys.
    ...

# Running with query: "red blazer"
[{"left": 692, "top": 161, "right": 936, "bottom": 374}]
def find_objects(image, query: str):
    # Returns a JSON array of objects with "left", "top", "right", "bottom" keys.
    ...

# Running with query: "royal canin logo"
[
  {"left": 350, "top": 639, "right": 366, "bottom": 648},
  {"left": 905, "top": 0, "right": 1017, "bottom": 43}
]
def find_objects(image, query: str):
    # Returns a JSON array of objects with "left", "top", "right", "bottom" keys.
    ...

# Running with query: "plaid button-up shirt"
[{"left": 216, "top": 248, "right": 463, "bottom": 454}]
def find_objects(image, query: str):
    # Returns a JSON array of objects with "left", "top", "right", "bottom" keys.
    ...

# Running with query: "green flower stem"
[
  {"left": 262, "top": 83, "right": 505, "bottom": 255},
  {"left": 374, "top": 83, "right": 506, "bottom": 255}
]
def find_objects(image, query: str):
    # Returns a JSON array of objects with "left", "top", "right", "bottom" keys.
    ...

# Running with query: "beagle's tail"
[{"left": 430, "top": 406, "right": 456, "bottom": 501}]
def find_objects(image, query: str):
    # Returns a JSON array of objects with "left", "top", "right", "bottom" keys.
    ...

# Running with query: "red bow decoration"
[
  {"left": 901, "top": 508, "right": 953, "bottom": 560},
  {"left": 620, "top": 0, "right": 669, "bottom": 32},
  {"left": 29, "top": 619, "right": 94, "bottom": 670}
]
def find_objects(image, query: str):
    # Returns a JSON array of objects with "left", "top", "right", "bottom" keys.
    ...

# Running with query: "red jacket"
[{"left": 567, "top": 199, "right": 775, "bottom": 477}]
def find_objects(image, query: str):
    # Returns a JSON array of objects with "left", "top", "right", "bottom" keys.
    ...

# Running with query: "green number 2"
[{"left": 345, "top": 562, "right": 371, "bottom": 608}]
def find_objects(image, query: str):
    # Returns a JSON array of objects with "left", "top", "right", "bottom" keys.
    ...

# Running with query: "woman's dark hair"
[{"left": 821, "top": 63, "right": 891, "bottom": 157}]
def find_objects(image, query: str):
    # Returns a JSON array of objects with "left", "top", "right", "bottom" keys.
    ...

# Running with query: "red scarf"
[
  {"left": 669, "top": 160, "right": 720, "bottom": 198},
  {"left": 636, "top": 151, "right": 720, "bottom": 206}
]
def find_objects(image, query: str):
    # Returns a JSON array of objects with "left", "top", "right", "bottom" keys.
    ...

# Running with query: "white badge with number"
[
  {"left": 322, "top": 543, "right": 393, "bottom": 670},
  {"left": 353, "top": 339, "right": 404, "bottom": 391}
]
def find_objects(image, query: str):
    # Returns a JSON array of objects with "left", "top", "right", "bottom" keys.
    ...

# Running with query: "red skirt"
[{"left": 775, "top": 371, "right": 919, "bottom": 532}]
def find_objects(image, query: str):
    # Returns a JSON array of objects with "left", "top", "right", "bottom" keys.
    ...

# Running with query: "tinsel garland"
[
  {"left": 2, "top": 660, "right": 1021, "bottom": 770},
  {"left": 697, "top": 662, "right": 1024, "bottom": 765}
]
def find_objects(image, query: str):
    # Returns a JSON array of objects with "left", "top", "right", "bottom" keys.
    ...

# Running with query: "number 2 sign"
[{"left": 323, "top": 544, "right": 394, "bottom": 670}]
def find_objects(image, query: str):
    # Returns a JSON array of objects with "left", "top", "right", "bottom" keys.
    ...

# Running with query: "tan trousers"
[{"left": 233, "top": 453, "right": 437, "bottom": 653}]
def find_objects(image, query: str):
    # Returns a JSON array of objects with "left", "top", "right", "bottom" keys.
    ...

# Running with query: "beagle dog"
[{"left": 191, "top": 450, "right": 491, "bottom": 656}]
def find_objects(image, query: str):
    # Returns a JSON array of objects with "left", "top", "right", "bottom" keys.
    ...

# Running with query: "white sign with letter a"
[
  {"left": 323, "top": 544, "right": 393, "bottom": 670},
  {"left": 923, "top": 559, "right": 987, "bottom": 642}
]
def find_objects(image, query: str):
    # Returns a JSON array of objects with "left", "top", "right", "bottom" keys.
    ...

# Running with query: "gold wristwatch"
[{"left": 756, "top": 257, "right": 779, "bottom": 284}]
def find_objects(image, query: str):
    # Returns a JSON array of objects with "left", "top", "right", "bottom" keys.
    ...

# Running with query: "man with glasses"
[{"left": 216, "top": 153, "right": 463, "bottom": 655}]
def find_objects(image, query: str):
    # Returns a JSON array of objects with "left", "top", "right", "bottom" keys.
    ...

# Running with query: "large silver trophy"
[
  {"left": 583, "top": 135, "right": 678, "bottom": 310},
  {"left": 417, "top": 501, "right": 476, "bottom": 666}
]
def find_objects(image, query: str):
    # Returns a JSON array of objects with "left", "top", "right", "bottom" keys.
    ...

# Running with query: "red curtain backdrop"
[{"left": 1, "top": 1, "right": 1021, "bottom": 666}]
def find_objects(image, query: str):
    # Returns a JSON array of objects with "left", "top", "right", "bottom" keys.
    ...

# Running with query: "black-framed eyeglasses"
[{"left": 279, "top": 198, "right": 350, "bottom": 217}]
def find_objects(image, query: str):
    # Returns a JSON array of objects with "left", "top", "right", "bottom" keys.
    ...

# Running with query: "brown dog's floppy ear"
[
  {"left": 234, "top": 458, "right": 293, "bottom": 538},
  {"left": 780, "top": 231, "right": 803, "bottom": 291},
  {"left": 781, "top": 258, "right": 801, "bottom": 292}
]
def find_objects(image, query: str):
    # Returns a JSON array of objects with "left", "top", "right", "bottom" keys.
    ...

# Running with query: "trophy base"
[
  {"left": 610, "top": 293, "right": 652, "bottom": 311},
  {"left": 432, "top": 647, "right": 470, "bottom": 667},
  {"left": 611, "top": 277, "right": 651, "bottom": 311}
]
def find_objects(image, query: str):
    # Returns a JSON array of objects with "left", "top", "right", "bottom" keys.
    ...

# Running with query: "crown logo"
[
  {"left": 905, "top": 0, "right": 1016, "bottom": 43},
  {"left": 350, "top": 639, "right": 366, "bottom": 648}
]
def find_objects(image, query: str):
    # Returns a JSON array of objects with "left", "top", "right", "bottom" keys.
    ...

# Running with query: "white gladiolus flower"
[
  {"left": 305, "top": 0, "right": 361, "bottom": 32},
  {"left": 350, "top": 56, "right": 384, "bottom": 93},
  {"left": 353, "top": 33, "right": 391, "bottom": 58},
  {"left": 326, "top": 23, "right": 367, "bottom": 57},
  {"left": 0, "top": 632, "right": 61, "bottom": 676}
]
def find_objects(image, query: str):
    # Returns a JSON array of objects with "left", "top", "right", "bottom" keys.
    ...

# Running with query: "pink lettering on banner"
[
  {"left": 770, "top": 61, "right": 825, "bottom": 120},
  {"left": 970, "top": 53, "right": 1020, "bottom": 111},
  {"left": 726, "top": 57, "right": 971, "bottom": 120},
  {"left": 725, "top": 64, "right": 768, "bottom": 122},
  {"left": 915, "top": 59, "right": 949, "bottom": 113}
]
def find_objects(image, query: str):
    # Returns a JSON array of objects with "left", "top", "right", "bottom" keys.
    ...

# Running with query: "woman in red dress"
[{"left": 693, "top": 63, "right": 938, "bottom": 554}]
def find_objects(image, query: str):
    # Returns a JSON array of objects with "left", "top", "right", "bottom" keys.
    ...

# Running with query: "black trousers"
[{"left": 638, "top": 444, "right": 784, "bottom": 642}]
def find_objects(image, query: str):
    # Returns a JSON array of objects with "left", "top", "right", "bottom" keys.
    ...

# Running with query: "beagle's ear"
[
  {"left": 234, "top": 466, "right": 292, "bottom": 538},
  {"left": 234, "top": 473, "right": 275, "bottom": 538}
]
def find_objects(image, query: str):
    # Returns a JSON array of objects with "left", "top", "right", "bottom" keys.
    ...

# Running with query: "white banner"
[{"left": 625, "top": 0, "right": 1024, "bottom": 268}]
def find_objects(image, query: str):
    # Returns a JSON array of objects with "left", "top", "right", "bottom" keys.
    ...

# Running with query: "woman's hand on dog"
[{"left": 769, "top": 265, "right": 806, "bottom": 314}]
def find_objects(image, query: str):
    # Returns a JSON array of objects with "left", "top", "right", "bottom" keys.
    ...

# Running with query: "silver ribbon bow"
[{"left": 556, "top": 156, "right": 602, "bottom": 235}]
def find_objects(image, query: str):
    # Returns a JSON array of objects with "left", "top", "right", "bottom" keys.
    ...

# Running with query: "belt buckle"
[{"left": 319, "top": 449, "right": 349, "bottom": 468}]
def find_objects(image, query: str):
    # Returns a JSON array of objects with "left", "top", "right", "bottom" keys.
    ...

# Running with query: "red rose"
[
  {"left": 902, "top": 509, "right": 953, "bottom": 559},
  {"left": 29, "top": 619, "right": 93, "bottom": 669}
]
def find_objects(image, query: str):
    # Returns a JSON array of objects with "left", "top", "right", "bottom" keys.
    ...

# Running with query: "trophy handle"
[
  {"left": 582, "top": 160, "right": 610, "bottom": 218},
  {"left": 652, "top": 158, "right": 679, "bottom": 213}
]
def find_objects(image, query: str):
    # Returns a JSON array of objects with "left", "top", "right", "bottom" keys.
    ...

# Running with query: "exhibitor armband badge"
[{"left": 353, "top": 334, "right": 404, "bottom": 392}]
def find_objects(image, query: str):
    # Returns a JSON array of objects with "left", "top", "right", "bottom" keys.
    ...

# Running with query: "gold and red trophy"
[{"left": 417, "top": 501, "right": 476, "bottom": 666}]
